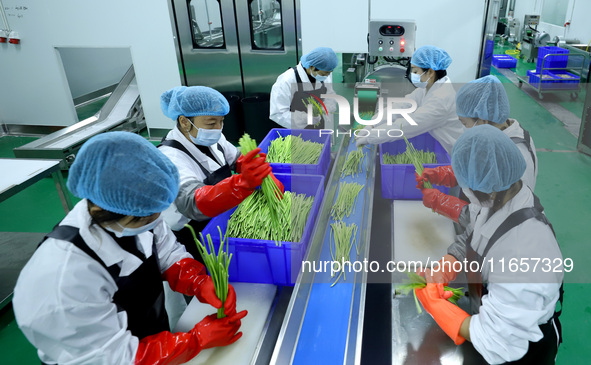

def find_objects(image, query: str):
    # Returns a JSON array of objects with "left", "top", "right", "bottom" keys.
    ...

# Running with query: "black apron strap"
[
  {"left": 158, "top": 139, "right": 211, "bottom": 177},
  {"left": 510, "top": 128, "right": 536, "bottom": 173}
]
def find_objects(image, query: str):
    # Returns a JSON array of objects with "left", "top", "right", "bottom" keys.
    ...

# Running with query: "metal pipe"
[
  {"left": 0, "top": 0, "right": 11, "bottom": 32},
  {"left": 204, "top": 0, "right": 212, "bottom": 42}
]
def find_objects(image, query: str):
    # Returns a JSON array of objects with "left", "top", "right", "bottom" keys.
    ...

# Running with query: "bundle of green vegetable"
[
  {"left": 329, "top": 221, "right": 358, "bottom": 287},
  {"left": 382, "top": 150, "right": 437, "bottom": 165},
  {"left": 330, "top": 182, "right": 364, "bottom": 221},
  {"left": 396, "top": 272, "right": 464, "bottom": 314},
  {"left": 302, "top": 96, "right": 325, "bottom": 117},
  {"left": 185, "top": 225, "right": 231, "bottom": 319},
  {"left": 266, "top": 133, "right": 323, "bottom": 165},
  {"left": 403, "top": 136, "right": 435, "bottom": 189},
  {"left": 341, "top": 148, "right": 365, "bottom": 177},
  {"left": 238, "top": 134, "right": 284, "bottom": 228},
  {"left": 226, "top": 190, "right": 314, "bottom": 244}
]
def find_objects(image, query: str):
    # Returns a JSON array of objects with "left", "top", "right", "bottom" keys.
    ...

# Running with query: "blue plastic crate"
[
  {"left": 528, "top": 70, "right": 563, "bottom": 90},
  {"left": 536, "top": 46, "right": 569, "bottom": 72},
  {"left": 379, "top": 133, "right": 451, "bottom": 200},
  {"left": 258, "top": 128, "right": 331, "bottom": 177},
  {"left": 549, "top": 71, "right": 580, "bottom": 90},
  {"left": 492, "top": 55, "right": 517, "bottom": 68},
  {"left": 201, "top": 173, "right": 325, "bottom": 285}
]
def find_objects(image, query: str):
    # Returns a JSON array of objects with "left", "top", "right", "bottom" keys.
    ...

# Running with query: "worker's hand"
[
  {"left": 292, "top": 111, "right": 309, "bottom": 129},
  {"left": 420, "top": 188, "right": 468, "bottom": 223},
  {"left": 417, "top": 254, "right": 460, "bottom": 286},
  {"left": 237, "top": 151, "right": 272, "bottom": 190},
  {"left": 415, "top": 284, "right": 470, "bottom": 345},
  {"left": 192, "top": 310, "right": 248, "bottom": 350},
  {"left": 416, "top": 166, "right": 458, "bottom": 188},
  {"left": 236, "top": 148, "right": 262, "bottom": 173}
]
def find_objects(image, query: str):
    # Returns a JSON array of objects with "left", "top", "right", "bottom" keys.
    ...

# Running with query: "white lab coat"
[
  {"left": 12, "top": 199, "right": 192, "bottom": 365},
  {"left": 357, "top": 76, "right": 464, "bottom": 154},
  {"left": 269, "top": 62, "right": 337, "bottom": 129},
  {"left": 503, "top": 119, "right": 538, "bottom": 191},
  {"left": 159, "top": 127, "right": 240, "bottom": 231},
  {"left": 448, "top": 187, "right": 563, "bottom": 364}
]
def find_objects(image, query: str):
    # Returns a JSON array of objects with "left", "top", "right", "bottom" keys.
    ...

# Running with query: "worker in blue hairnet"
[
  {"left": 416, "top": 75, "right": 538, "bottom": 226},
  {"left": 270, "top": 46, "right": 339, "bottom": 129},
  {"left": 355, "top": 45, "right": 464, "bottom": 154},
  {"left": 159, "top": 86, "right": 284, "bottom": 260},
  {"left": 13, "top": 132, "right": 247, "bottom": 365},
  {"left": 414, "top": 125, "right": 563, "bottom": 364}
]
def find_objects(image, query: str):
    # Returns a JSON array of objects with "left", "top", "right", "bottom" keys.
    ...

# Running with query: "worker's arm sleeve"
[
  {"left": 457, "top": 205, "right": 471, "bottom": 229},
  {"left": 366, "top": 93, "right": 449, "bottom": 145},
  {"left": 153, "top": 220, "right": 193, "bottom": 271},
  {"left": 174, "top": 178, "right": 210, "bottom": 222},
  {"left": 446, "top": 223, "right": 472, "bottom": 261},
  {"left": 269, "top": 79, "right": 295, "bottom": 129},
  {"left": 470, "top": 282, "right": 561, "bottom": 364}
]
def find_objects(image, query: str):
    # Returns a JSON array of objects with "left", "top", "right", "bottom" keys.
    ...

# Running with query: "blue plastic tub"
[
  {"left": 379, "top": 133, "right": 451, "bottom": 200},
  {"left": 550, "top": 71, "right": 580, "bottom": 90},
  {"left": 201, "top": 173, "right": 325, "bottom": 285},
  {"left": 536, "top": 46, "right": 569, "bottom": 72},
  {"left": 258, "top": 128, "right": 331, "bottom": 177},
  {"left": 528, "top": 70, "right": 565, "bottom": 90},
  {"left": 492, "top": 55, "right": 517, "bottom": 68}
]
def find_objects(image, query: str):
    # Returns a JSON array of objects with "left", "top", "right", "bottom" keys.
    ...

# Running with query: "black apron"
[
  {"left": 465, "top": 194, "right": 563, "bottom": 364},
  {"left": 289, "top": 67, "right": 327, "bottom": 130},
  {"left": 158, "top": 139, "right": 232, "bottom": 261},
  {"left": 38, "top": 225, "right": 169, "bottom": 364}
]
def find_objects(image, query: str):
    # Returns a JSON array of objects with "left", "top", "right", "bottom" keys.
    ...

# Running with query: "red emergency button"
[{"left": 400, "top": 47, "right": 405, "bottom": 53}]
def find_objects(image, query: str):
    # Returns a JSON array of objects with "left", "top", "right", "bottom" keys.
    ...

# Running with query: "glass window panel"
[
  {"left": 249, "top": 0, "right": 284, "bottom": 50},
  {"left": 189, "top": 0, "right": 225, "bottom": 48},
  {"left": 541, "top": 0, "right": 569, "bottom": 27}
]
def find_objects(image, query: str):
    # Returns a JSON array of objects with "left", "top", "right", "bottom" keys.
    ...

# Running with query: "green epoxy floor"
[{"left": 1, "top": 79, "right": 591, "bottom": 364}]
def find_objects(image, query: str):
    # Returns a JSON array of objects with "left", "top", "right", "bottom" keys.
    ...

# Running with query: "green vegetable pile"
[
  {"left": 226, "top": 190, "right": 314, "bottom": 243},
  {"left": 397, "top": 272, "right": 464, "bottom": 314},
  {"left": 330, "top": 182, "right": 364, "bottom": 221},
  {"left": 266, "top": 133, "right": 324, "bottom": 165},
  {"left": 341, "top": 148, "right": 365, "bottom": 177},
  {"left": 329, "top": 221, "right": 359, "bottom": 287},
  {"left": 185, "top": 225, "right": 231, "bottom": 319},
  {"left": 382, "top": 150, "right": 437, "bottom": 165}
]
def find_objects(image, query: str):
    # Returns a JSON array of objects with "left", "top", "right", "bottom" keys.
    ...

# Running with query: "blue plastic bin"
[
  {"left": 550, "top": 71, "right": 580, "bottom": 90},
  {"left": 528, "top": 70, "right": 563, "bottom": 90},
  {"left": 492, "top": 55, "right": 517, "bottom": 68},
  {"left": 258, "top": 128, "right": 331, "bottom": 177},
  {"left": 379, "top": 133, "right": 451, "bottom": 200},
  {"left": 536, "top": 46, "right": 569, "bottom": 73},
  {"left": 201, "top": 173, "right": 325, "bottom": 285}
]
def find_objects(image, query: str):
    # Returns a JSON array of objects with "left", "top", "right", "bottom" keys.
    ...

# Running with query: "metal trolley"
[{"left": 516, "top": 53, "right": 586, "bottom": 100}]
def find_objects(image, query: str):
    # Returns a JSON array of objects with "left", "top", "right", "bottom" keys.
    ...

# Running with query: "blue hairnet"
[
  {"left": 451, "top": 125, "right": 526, "bottom": 193},
  {"left": 161, "top": 86, "right": 230, "bottom": 121},
  {"left": 456, "top": 75, "right": 510, "bottom": 124},
  {"left": 411, "top": 45, "right": 452, "bottom": 71},
  {"left": 67, "top": 132, "right": 180, "bottom": 217},
  {"left": 301, "top": 47, "right": 338, "bottom": 71}
]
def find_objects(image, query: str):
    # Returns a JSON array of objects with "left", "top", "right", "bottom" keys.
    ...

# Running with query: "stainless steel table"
[{"left": 0, "top": 158, "right": 73, "bottom": 213}]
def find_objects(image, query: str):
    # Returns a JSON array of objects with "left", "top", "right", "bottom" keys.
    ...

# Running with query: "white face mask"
[
  {"left": 411, "top": 71, "right": 431, "bottom": 88},
  {"left": 188, "top": 120, "right": 223, "bottom": 146},
  {"left": 463, "top": 189, "right": 494, "bottom": 208},
  {"left": 313, "top": 71, "right": 328, "bottom": 82},
  {"left": 105, "top": 216, "right": 162, "bottom": 238}
]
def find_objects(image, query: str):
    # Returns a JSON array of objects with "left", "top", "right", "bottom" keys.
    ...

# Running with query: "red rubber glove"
[
  {"left": 236, "top": 147, "right": 262, "bottom": 174},
  {"left": 135, "top": 310, "right": 247, "bottom": 365},
  {"left": 163, "top": 258, "right": 237, "bottom": 316},
  {"left": 415, "top": 284, "right": 470, "bottom": 345},
  {"left": 416, "top": 166, "right": 458, "bottom": 188},
  {"left": 417, "top": 254, "right": 460, "bottom": 286},
  {"left": 420, "top": 188, "right": 468, "bottom": 223}
]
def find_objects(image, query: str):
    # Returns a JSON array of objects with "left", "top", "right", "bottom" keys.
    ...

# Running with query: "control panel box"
[{"left": 369, "top": 20, "right": 416, "bottom": 57}]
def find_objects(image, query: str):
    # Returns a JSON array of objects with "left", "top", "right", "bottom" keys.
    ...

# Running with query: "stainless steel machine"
[
  {"left": 169, "top": 0, "right": 300, "bottom": 97},
  {"left": 520, "top": 14, "right": 543, "bottom": 63}
]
